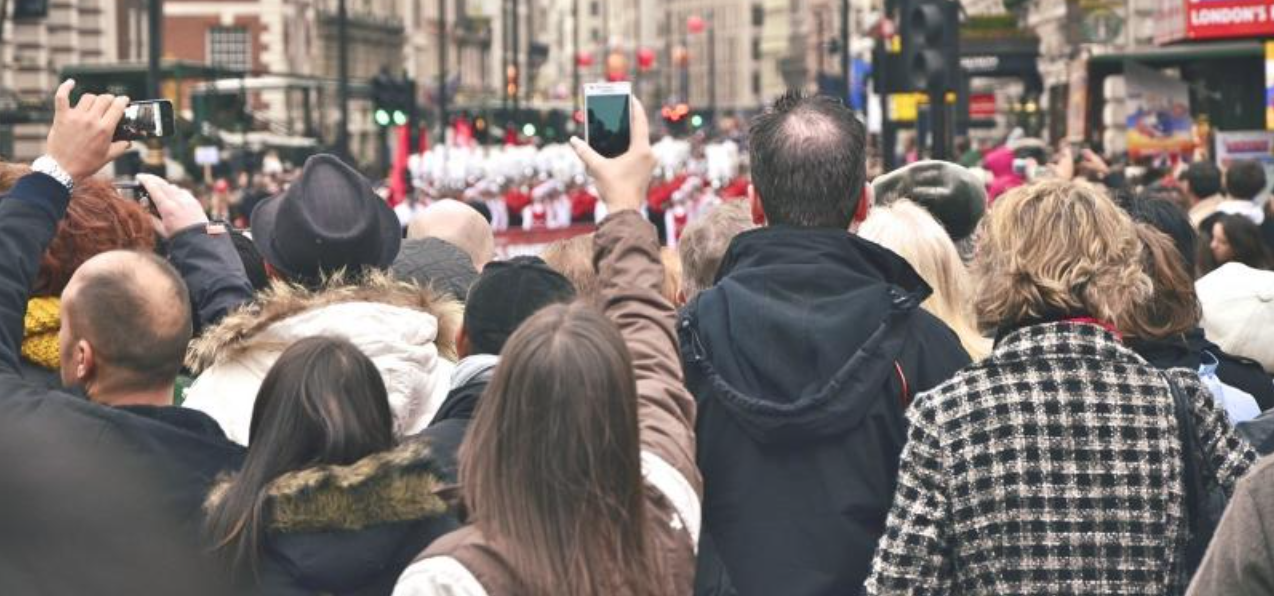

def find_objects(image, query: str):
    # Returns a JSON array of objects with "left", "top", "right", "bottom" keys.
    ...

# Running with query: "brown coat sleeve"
[
  {"left": 593, "top": 209, "right": 702, "bottom": 495},
  {"left": 1187, "top": 458, "right": 1274, "bottom": 596}
]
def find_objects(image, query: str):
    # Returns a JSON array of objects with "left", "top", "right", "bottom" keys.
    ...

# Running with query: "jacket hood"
[
  {"left": 206, "top": 438, "right": 452, "bottom": 591},
  {"left": 1125, "top": 328, "right": 1209, "bottom": 371},
  {"left": 681, "top": 226, "right": 930, "bottom": 444},
  {"left": 186, "top": 270, "right": 461, "bottom": 372},
  {"left": 182, "top": 271, "right": 462, "bottom": 444},
  {"left": 433, "top": 355, "right": 498, "bottom": 424}
]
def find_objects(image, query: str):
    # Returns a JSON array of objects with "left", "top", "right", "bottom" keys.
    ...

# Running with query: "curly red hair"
[{"left": 0, "top": 163, "right": 156, "bottom": 296}]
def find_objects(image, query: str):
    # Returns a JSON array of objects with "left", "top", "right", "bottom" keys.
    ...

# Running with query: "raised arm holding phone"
[{"left": 394, "top": 94, "right": 701, "bottom": 596}]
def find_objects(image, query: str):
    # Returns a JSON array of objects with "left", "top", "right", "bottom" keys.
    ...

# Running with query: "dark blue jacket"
[
  {"left": 0, "top": 174, "right": 246, "bottom": 594},
  {"left": 681, "top": 226, "right": 970, "bottom": 596}
]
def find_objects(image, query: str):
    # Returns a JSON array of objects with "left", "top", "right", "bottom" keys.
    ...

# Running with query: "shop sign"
[
  {"left": 1125, "top": 62, "right": 1195, "bottom": 159},
  {"left": 1266, "top": 42, "right": 1274, "bottom": 130},
  {"left": 968, "top": 93, "right": 997, "bottom": 120},
  {"left": 1157, "top": 0, "right": 1274, "bottom": 43}
]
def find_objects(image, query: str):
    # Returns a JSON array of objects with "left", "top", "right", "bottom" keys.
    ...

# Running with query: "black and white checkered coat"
[{"left": 866, "top": 322, "right": 1257, "bottom": 595}]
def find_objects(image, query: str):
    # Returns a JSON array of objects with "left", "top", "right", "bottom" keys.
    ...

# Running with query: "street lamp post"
[
  {"left": 841, "top": 0, "right": 851, "bottom": 109},
  {"left": 572, "top": 0, "right": 580, "bottom": 125},
  {"left": 336, "top": 0, "right": 350, "bottom": 160},
  {"left": 707, "top": 11, "right": 716, "bottom": 127},
  {"left": 439, "top": 0, "right": 447, "bottom": 149}
]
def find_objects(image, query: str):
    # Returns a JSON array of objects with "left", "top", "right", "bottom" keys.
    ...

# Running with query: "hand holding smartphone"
[
  {"left": 570, "top": 84, "right": 654, "bottom": 213},
  {"left": 584, "top": 82, "right": 633, "bottom": 159}
]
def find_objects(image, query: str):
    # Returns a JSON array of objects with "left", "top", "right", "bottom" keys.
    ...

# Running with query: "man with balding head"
[
  {"left": 59, "top": 250, "right": 192, "bottom": 407},
  {"left": 680, "top": 91, "right": 969, "bottom": 595},
  {"left": 0, "top": 81, "right": 244, "bottom": 584},
  {"left": 407, "top": 198, "right": 496, "bottom": 270}
]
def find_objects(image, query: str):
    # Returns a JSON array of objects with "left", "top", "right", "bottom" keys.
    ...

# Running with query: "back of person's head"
[
  {"left": 1123, "top": 224, "right": 1201, "bottom": 340},
  {"left": 406, "top": 199, "right": 496, "bottom": 270},
  {"left": 1120, "top": 191, "right": 1198, "bottom": 278},
  {"left": 0, "top": 166, "right": 155, "bottom": 297},
  {"left": 1136, "top": 183, "right": 1190, "bottom": 214},
  {"left": 204, "top": 336, "right": 393, "bottom": 576},
  {"left": 859, "top": 200, "right": 990, "bottom": 359},
  {"left": 973, "top": 179, "right": 1151, "bottom": 331},
  {"left": 463, "top": 256, "right": 576, "bottom": 356},
  {"left": 1179, "top": 161, "right": 1222, "bottom": 201},
  {"left": 540, "top": 233, "right": 599, "bottom": 300},
  {"left": 229, "top": 231, "right": 271, "bottom": 293},
  {"left": 60, "top": 250, "right": 193, "bottom": 398},
  {"left": 1209, "top": 213, "right": 1273, "bottom": 270},
  {"left": 749, "top": 91, "right": 866, "bottom": 228},
  {"left": 678, "top": 200, "right": 755, "bottom": 301},
  {"left": 392, "top": 237, "right": 480, "bottom": 302},
  {"left": 1225, "top": 159, "right": 1267, "bottom": 201},
  {"left": 459, "top": 303, "right": 664, "bottom": 596}
]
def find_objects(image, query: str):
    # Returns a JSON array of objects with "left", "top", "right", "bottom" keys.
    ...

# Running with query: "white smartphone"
[{"left": 583, "top": 82, "right": 632, "bottom": 158}]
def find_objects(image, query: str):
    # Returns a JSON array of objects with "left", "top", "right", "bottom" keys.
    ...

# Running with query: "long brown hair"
[
  {"left": 1123, "top": 224, "right": 1202, "bottom": 339},
  {"left": 204, "top": 336, "right": 394, "bottom": 577},
  {"left": 459, "top": 302, "right": 665, "bottom": 596}
]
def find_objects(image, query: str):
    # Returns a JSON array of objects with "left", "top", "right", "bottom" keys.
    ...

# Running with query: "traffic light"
[
  {"left": 371, "top": 71, "right": 394, "bottom": 127},
  {"left": 898, "top": 0, "right": 959, "bottom": 92},
  {"left": 370, "top": 72, "right": 416, "bottom": 128}
]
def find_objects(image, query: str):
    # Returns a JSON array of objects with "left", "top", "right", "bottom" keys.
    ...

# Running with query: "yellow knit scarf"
[{"left": 22, "top": 297, "right": 60, "bottom": 369}]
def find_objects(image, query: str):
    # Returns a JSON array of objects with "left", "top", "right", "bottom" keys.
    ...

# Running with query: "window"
[
  {"left": 590, "top": 0, "right": 599, "bottom": 16},
  {"left": 752, "top": 4, "right": 764, "bottom": 27},
  {"left": 591, "top": 27, "right": 600, "bottom": 42},
  {"left": 208, "top": 26, "right": 251, "bottom": 72},
  {"left": 752, "top": 71, "right": 761, "bottom": 96},
  {"left": 752, "top": 38, "right": 761, "bottom": 60}
]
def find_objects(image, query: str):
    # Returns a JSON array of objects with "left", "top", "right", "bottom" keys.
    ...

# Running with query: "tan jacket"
[
  {"left": 392, "top": 210, "right": 702, "bottom": 595},
  {"left": 1188, "top": 455, "right": 1274, "bottom": 596}
]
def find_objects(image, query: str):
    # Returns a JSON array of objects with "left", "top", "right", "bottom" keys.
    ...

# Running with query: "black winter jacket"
[
  {"left": 416, "top": 355, "right": 497, "bottom": 485},
  {"left": 1127, "top": 329, "right": 1274, "bottom": 411},
  {"left": 207, "top": 438, "right": 458, "bottom": 595},
  {"left": 680, "top": 226, "right": 970, "bottom": 596},
  {"left": 0, "top": 174, "right": 246, "bottom": 594}
]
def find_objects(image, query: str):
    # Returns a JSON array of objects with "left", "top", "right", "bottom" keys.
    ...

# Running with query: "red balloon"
[
  {"left": 576, "top": 51, "right": 594, "bottom": 67},
  {"left": 687, "top": 15, "right": 706, "bottom": 34},
  {"left": 637, "top": 47, "right": 656, "bottom": 71}
]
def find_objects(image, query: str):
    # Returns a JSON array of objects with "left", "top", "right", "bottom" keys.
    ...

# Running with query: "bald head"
[
  {"left": 407, "top": 199, "right": 495, "bottom": 270},
  {"left": 61, "top": 250, "right": 192, "bottom": 393},
  {"left": 749, "top": 90, "right": 866, "bottom": 229}
]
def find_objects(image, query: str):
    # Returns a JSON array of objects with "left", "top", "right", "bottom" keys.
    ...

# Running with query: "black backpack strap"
[{"left": 1163, "top": 372, "right": 1213, "bottom": 572}]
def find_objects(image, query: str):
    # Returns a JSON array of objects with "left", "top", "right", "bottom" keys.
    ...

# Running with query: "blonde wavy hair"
[
  {"left": 860, "top": 200, "right": 991, "bottom": 360},
  {"left": 972, "top": 179, "right": 1152, "bottom": 332}
]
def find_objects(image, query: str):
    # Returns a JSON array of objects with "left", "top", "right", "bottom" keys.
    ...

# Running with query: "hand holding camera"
[
  {"left": 45, "top": 80, "right": 132, "bottom": 183},
  {"left": 136, "top": 174, "right": 210, "bottom": 239}
]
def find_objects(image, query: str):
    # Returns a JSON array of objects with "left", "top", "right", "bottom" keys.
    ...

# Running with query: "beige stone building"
[{"left": 1, "top": 0, "right": 118, "bottom": 159}]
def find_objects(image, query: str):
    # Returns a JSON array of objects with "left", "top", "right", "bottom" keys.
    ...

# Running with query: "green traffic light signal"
[
  {"left": 375, "top": 109, "right": 391, "bottom": 127},
  {"left": 690, "top": 114, "right": 704, "bottom": 128},
  {"left": 393, "top": 110, "right": 408, "bottom": 126}
]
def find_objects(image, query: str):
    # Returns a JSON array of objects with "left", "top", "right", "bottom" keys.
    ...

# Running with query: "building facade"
[{"left": 1, "top": 0, "right": 118, "bottom": 159}]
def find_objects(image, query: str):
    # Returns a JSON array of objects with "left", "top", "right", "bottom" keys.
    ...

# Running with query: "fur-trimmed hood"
[
  {"left": 205, "top": 438, "right": 448, "bottom": 533},
  {"left": 187, "top": 270, "right": 461, "bottom": 373},
  {"left": 206, "top": 438, "right": 459, "bottom": 594},
  {"left": 182, "top": 271, "right": 463, "bottom": 445}
]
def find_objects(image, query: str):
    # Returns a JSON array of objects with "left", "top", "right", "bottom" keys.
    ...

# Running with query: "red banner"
[
  {"left": 969, "top": 93, "right": 997, "bottom": 120},
  {"left": 1160, "top": 0, "right": 1274, "bottom": 42}
]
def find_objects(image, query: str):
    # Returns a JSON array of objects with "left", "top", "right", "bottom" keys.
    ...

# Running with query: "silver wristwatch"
[{"left": 31, "top": 156, "right": 74, "bottom": 192}]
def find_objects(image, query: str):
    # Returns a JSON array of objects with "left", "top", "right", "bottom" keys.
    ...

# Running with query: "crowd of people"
[{"left": 5, "top": 78, "right": 1274, "bottom": 596}]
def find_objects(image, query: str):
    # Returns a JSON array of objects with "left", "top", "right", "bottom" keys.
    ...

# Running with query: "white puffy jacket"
[{"left": 182, "top": 274, "right": 461, "bottom": 446}]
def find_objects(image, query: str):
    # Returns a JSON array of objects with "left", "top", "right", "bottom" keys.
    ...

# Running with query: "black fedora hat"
[{"left": 251, "top": 154, "right": 401, "bottom": 282}]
